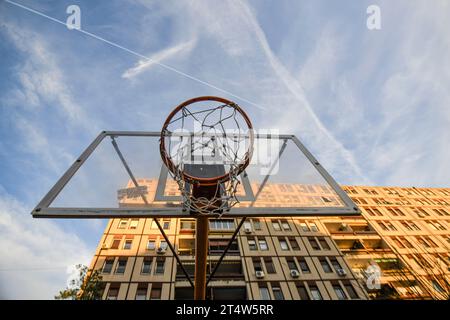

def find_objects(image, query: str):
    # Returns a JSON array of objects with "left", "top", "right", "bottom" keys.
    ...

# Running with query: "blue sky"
[{"left": 1, "top": 0, "right": 449, "bottom": 299}]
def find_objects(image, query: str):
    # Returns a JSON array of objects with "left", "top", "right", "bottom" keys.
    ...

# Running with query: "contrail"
[{"left": 5, "top": 0, "right": 266, "bottom": 110}]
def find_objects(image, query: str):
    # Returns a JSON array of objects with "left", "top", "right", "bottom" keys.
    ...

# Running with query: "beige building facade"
[{"left": 88, "top": 184, "right": 450, "bottom": 300}]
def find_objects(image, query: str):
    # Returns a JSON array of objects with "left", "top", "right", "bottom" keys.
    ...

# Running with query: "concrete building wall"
[{"left": 88, "top": 185, "right": 450, "bottom": 300}]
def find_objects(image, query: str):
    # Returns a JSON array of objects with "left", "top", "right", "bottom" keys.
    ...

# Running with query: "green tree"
[{"left": 55, "top": 264, "right": 103, "bottom": 300}]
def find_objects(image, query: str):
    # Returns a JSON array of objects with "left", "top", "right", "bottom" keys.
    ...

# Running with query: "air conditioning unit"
[
  {"left": 156, "top": 247, "right": 166, "bottom": 254},
  {"left": 244, "top": 226, "right": 252, "bottom": 233},
  {"left": 337, "top": 269, "right": 347, "bottom": 277},
  {"left": 255, "top": 271, "right": 265, "bottom": 279},
  {"left": 290, "top": 270, "right": 300, "bottom": 278}
]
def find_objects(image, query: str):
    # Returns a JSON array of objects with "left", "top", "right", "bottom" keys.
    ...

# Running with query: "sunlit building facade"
[{"left": 88, "top": 183, "right": 450, "bottom": 300}]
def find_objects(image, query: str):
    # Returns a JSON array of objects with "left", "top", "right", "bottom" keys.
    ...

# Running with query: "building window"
[
  {"left": 272, "top": 221, "right": 281, "bottom": 231},
  {"left": 308, "top": 238, "right": 320, "bottom": 250},
  {"left": 401, "top": 222, "right": 413, "bottom": 231},
  {"left": 163, "top": 219, "right": 171, "bottom": 230},
  {"left": 209, "top": 239, "right": 239, "bottom": 255},
  {"left": 259, "top": 285, "right": 271, "bottom": 300},
  {"left": 111, "top": 238, "right": 121, "bottom": 250},
  {"left": 320, "top": 258, "right": 332, "bottom": 273},
  {"left": 424, "top": 236, "right": 439, "bottom": 247},
  {"left": 309, "top": 285, "right": 323, "bottom": 300},
  {"left": 387, "top": 208, "right": 398, "bottom": 216},
  {"left": 135, "top": 283, "right": 148, "bottom": 300},
  {"left": 150, "top": 284, "right": 162, "bottom": 300},
  {"left": 280, "top": 220, "right": 291, "bottom": 231},
  {"left": 155, "top": 258, "right": 165, "bottom": 275},
  {"left": 259, "top": 239, "right": 269, "bottom": 251},
  {"left": 429, "top": 221, "right": 446, "bottom": 231},
  {"left": 147, "top": 240, "right": 155, "bottom": 250},
  {"left": 264, "top": 258, "right": 276, "bottom": 274},
  {"left": 159, "top": 241, "right": 168, "bottom": 250},
  {"left": 279, "top": 238, "right": 289, "bottom": 251},
  {"left": 210, "top": 219, "right": 234, "bottom": 230},
  {"left": 297, "top": 284, "right": 310, "bottom": 300},
  {"left": 444, "top": 236, "right": 450, "bottom": 245},
  {"left": 378, "top": 222, "right": 388, "bottom": 231},
  {"left": 123, "top": 239, "right": 132, "bottom": 250},
  {"left": 318, "top": 238, "right": 330, "bottom": 250},
  {"left": 386, "top": 222, "right": 397, "bottom": 231},
  {"left": 243, "top": 221, "right": 252, "bottom": 232},
  {"left": 141, "top": 257, "right": 152, "bottom": 274},
  {"left": 180, "top": 219, "right": 195, "bottom": 231},
  {"left": 393, "top": 237, "right": 405, "bottom": 248},
  {"left": 344, "top": 283, "right": 358, "bottom": 299},
  {"left": 400, "top": 237, "right": 414, "bottom": 248},
  {"left": 329, "top": 258, "right": 342, "bottom": 272},
  {"left": 427, "top": 221, "right": 439, "bottom": 231},
  {"left": 289, "top": 238, "right": 300, "bottom": 250},
  {"left": 253, "top": 258, "right": 262, "bottom": 272},
  {"left": 118, "top": 219, "right": 128, "bottom": 229},
  {"left": 102, "top": 258, "right": 114, "bottom": 274},
  {"left": 287, "top": 258, "right": 298, "bottom": 272},
  {"left": 129, "top": 219, "right": 139, "bottom": 229},
  {"left": 333, "top": 285, "right": 347, "bottom": 300},
  {"left": 299, "top": 222, "right": 309, "bottom": 232},
  {"left": 253, "top": 219, "right": 261, "bottom": 230},
  {"left": 248, "top": 238, "right": 257, "bottom": 251},
  {"left": 106, "top": 284, "right": 120, "bottom": 300},
  {"left": 432, "top": 280, "right": 444, "bottom": 293},
  {"left": 298, "top": 258, "right": 310, "bottom": 273},
  {"left": 309, "top": 222, "right": 319, "bottom": 232},
  {"left": 272, "top": 285, "right": 284, "bottom": 300},
  {"left": 417, "top": 237, "right": 430, "bottom": 248},
  {"left": 373, "top": 208, "right": 383, "bottom": 216},
  {"left": 115, "top": 258, "right": 127, "bottom": 274}
]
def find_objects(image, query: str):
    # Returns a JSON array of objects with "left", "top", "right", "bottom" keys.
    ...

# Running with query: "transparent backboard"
[{"left": 32, "top": 131, "right": 360, "bottom": 218}]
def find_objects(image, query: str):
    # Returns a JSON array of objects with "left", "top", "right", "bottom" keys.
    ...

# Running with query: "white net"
[{"left": 160, "top": 98, "right": 253, "bottom": 215}]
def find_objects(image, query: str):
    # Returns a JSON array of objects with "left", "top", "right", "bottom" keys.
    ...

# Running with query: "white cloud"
[
  {"left": 0, "top": 22, "right": 101, "bottom": 299},
  {"left": 0, "top": 190, "right": 93, "bottom": 299},
  {"left": 122, "top": 39, "right": 197, "bottom": 79},
  {"left": 358, "top": 1, "right": 450, "bottom": 187},
  {"left": 187, "top": 1, "right": 371, "bottom": 184},
  {"left": 3, "top": 22, "right": 99, "bottom": 134}
]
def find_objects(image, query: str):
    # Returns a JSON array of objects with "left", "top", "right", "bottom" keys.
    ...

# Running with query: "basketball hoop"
[{"left": 160, "top": 96, "right": 254, "bottom": 215}]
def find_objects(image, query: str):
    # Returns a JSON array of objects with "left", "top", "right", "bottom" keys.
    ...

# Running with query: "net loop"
[{"left": 160, "top": 96, "right": 254, "bottom": 216}]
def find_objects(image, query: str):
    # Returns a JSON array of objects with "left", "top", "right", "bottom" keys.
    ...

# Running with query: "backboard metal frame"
[{"left": 32, "top": 131, "right": 360, "bottom": 218}]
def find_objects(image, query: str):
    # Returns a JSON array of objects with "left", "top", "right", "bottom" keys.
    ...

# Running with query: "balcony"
[
  {"left": 325, "top": 222, "right": 378, "bottom": 236},
  {"left": 176, "top": 260, "right": 244, "bottom": 281},
  {"left": 177, "top": 239, "right": 240, "bottom": 257},
  {"left": 336, "top": 238, "right": 392, "bottom": 258},
  {"left": 178, "top": 239, "right": 195, "bottom": 256}
]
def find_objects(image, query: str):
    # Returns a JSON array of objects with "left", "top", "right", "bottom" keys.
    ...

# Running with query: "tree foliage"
[{"left": 55, "top": 264, "right": 103, "bottom": 300}]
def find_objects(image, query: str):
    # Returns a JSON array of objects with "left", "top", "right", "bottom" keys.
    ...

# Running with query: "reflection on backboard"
[{"left": 32, "top": 131, "right": 360, "bottom": 218}]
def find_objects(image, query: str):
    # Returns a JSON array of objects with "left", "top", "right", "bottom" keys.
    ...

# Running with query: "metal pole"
[
  {"left": 191, "top": 183, "right": 216, "bottom": 300},
  {"left": 194, "top": 215, "right": 209, "bottom": 300}
]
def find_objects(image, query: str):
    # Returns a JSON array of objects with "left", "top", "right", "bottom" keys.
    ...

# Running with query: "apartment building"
[
  {"left": 337, "top": 185, "right": 450, "bottom": 299},
  {"left": 88, "top": 183, "right": 450, "bottom": 300}
]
